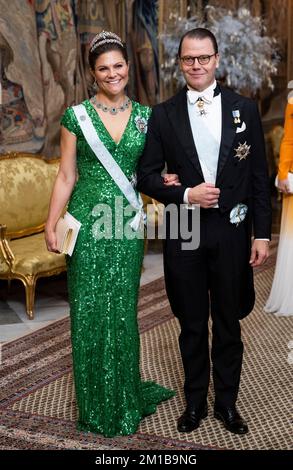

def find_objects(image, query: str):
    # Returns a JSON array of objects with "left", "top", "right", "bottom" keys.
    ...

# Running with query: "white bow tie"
[{"left": 187, "top": 89, "right": 214, "bottom": 105}]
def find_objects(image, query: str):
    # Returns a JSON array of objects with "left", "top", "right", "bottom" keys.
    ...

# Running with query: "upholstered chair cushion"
[
  {"left": 0, "top": 156, "right": 58, "bottom": 236},
  {"left": 9, "top": 232, "right": 65, "bottom": 276}
]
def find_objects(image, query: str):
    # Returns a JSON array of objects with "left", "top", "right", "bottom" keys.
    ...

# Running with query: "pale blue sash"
[{"left": 73, "top": 104, "right": 144, "bottom": 231}]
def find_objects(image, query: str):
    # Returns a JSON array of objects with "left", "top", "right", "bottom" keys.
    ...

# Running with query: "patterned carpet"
[{"left": 0, "top": 236, "right": 292, "bottom": 450}]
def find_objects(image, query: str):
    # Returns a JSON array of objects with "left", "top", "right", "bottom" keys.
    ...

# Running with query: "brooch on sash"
[
  {"left": 230, "top": 203, "right": 248, "bottom": 226},
  {"left": 135, "top": 116, "right": 148, "bottom": 134},
  {"left": 234, "top": 141, "right": 251, "bottom": 161}
]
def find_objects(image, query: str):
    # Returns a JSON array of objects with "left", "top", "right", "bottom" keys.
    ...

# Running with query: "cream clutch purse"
[
  {"left": 275, "top": 172, "right": 293, "bottom": 193},
  {"left": 55, "top": 212, "right": 81, "bottom": 256}
]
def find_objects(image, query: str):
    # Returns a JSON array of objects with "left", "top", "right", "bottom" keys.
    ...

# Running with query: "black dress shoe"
[
  {"left": 214, "top": 405, "right": 248, "bottom": 435},
  {"left": 177, "top": 406, "right": 208, "bottom": 433}
]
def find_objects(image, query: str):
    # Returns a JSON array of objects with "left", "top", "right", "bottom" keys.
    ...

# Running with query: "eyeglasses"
[{"left": 180, "top": 54, "right": 217, "bottom": 66}]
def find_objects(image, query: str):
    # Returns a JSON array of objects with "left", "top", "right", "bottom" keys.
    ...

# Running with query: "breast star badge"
[{"left": 234, "top": 141, "right": 251, "bottom": 161}]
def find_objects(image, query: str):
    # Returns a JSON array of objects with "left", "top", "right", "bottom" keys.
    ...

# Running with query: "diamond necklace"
[{"left": 90, "top": 95, "right": 131, "bottom": 115}]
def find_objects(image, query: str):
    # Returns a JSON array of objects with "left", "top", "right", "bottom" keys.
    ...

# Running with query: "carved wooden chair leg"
[{"left": 23, "top": 275, "right": 37, "bottom": 320}]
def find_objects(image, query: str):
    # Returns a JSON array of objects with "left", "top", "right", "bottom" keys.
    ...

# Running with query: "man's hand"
[
  {"left": 187, "top": 183, "right": 220, "bottom": 208},
  {"left": 249, "top": 240, "right": 270, "bottom": 267}
]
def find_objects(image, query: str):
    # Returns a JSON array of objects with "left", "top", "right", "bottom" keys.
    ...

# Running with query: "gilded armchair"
[{"left": 0, "top": 153, "right": 66, "bottom": 319}]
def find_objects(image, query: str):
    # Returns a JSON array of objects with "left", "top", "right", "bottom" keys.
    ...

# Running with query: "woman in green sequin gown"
[{"left": 45, "top": 32, "right": 175, "bottom": 437}]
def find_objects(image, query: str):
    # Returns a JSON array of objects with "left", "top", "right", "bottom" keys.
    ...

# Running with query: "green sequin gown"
[{"left": 61, "top": 100, "right": 174, "bottom": 437}]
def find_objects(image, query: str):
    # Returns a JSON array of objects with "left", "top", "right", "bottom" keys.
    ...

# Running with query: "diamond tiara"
[{"left": 90, "top": 30, "right": 124, "bottom": 52}]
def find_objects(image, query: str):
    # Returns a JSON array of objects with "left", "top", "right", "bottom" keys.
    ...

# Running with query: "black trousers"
[{"left": 163, "top": 208, "right": 250, "bottom": 409}]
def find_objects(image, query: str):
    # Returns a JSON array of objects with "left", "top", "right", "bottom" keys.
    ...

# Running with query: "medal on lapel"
[{"left": 232, "top": 109, "right": 241, "bottom": 124}]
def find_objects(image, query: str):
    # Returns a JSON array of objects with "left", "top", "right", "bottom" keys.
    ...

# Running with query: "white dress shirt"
[
  {"left": 183, "top": 80, "right": 221, "bottom": 207},
  {"left": 182, "top": 81, "right": 269, "bottom": 242}
]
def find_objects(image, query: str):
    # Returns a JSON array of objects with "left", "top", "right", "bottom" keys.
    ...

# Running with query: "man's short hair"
[{"left": 178, "top": 28, "right": 218, "bottom": 57}]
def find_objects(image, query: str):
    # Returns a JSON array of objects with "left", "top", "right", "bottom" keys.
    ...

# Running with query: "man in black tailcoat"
[{"left": 137, "top": 28, "right": 271, "bottom": 435}]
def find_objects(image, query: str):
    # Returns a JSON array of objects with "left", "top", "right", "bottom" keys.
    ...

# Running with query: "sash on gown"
[{"left": 73, "top": 104, "right": 145, "bottom": 231}]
